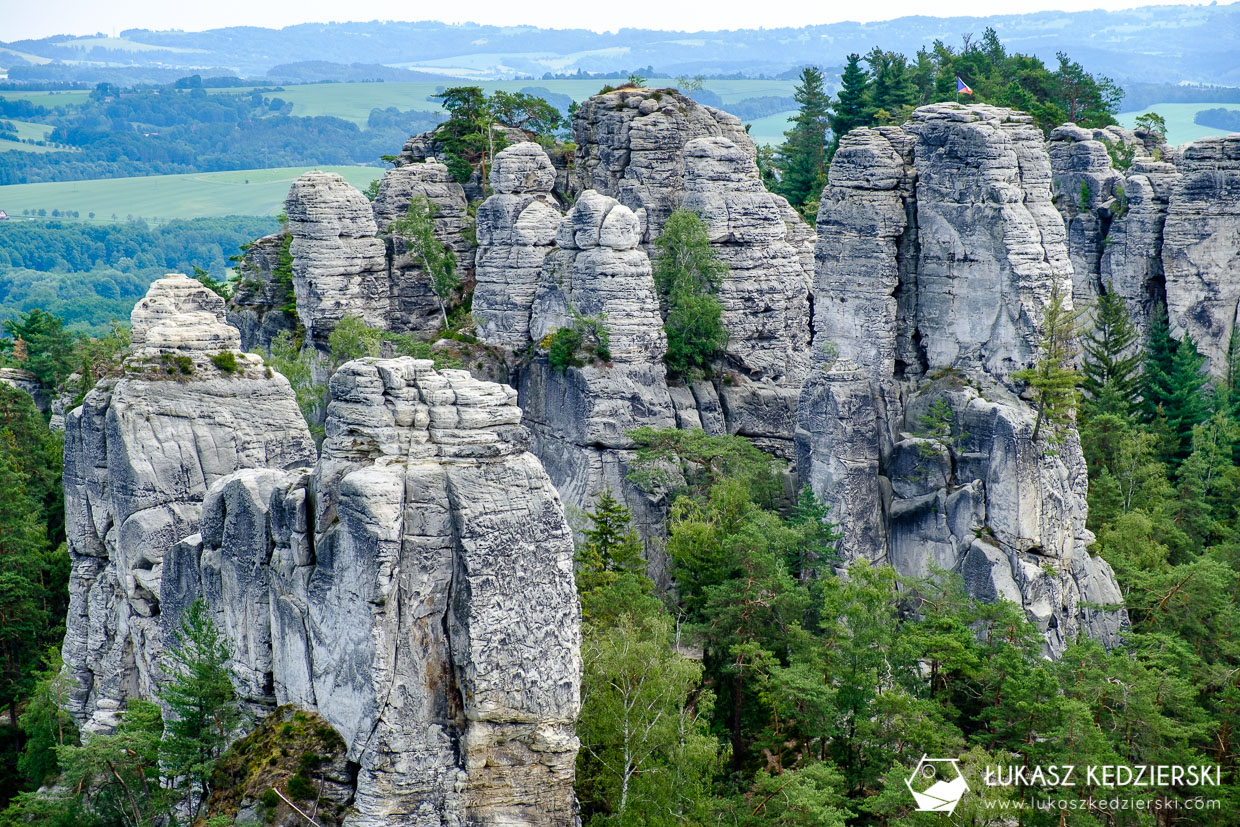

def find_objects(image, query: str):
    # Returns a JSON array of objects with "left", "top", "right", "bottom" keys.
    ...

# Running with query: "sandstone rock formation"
[
  {"left": 372, "top": 160, "right": 473, "bottom": 336},
  {"left": 800, "top": 105, "right": 1127, "bottom": 655},
  {"left": 162, "top": 357, "right": 581, "bottom": 826},
  {"left": 285, "top": 172, "right": 389, "bottom": 347},
  {"left": 62, "top": 275, "right": 317, "bottom": 733},
  {"left": 1050, "top": 126, "right": 1240, "bottom": 377},
  {"left": 63, "top": 276, "right": 584, "bottom": 824},
  {"left": 474, "top": 144, "right": 562, "bottom": 349},
  {"left": 227, "top": 231, "right": 299, "bottom": 354},
  {"left": 1163, "top": 135, "right": 1240, "bottom": 371}
]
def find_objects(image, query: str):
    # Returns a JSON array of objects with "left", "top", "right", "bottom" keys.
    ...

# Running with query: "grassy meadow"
[{"left": 0, "top": 165, "right": 384, "bottom": 222}]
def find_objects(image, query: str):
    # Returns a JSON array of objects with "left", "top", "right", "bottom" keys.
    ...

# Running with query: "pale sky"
[{"left": 2, "top": 0, "right": 1235, "bottom": 42}]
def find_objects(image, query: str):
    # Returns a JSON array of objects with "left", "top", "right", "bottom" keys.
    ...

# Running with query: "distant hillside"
[{"left": 4, "top": 6, "right": 1240, "bottom": 86}]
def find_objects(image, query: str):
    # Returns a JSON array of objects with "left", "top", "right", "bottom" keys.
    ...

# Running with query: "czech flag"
[{"left": 956, "top": 77, "right": 974, "bottom": 95}]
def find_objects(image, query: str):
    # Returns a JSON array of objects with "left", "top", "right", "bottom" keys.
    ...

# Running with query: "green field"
[
  {"left": 1, "top": 90, "right": 91, "bottom": 109},
  {"left": 0, "top": 119, "right": 64, "bottom": 153},
  {"left": 0, "top": 165, "right": 384, "bottom": 222},
  {"left": 745, "top": 111, "right": 797, "bottom": 146},
  {"left": 1118, "top": 102, "right": 1240, "bottom": 146}
]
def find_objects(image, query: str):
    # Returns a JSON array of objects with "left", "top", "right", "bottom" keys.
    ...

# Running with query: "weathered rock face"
[
  {"left": 373, "top": 160, "right": 473, "bottom": 336},
  {"left": 64, "top": 275, "right": 583, "bottom": 823},
  {"left": 227, "top": 231, "right": 298, "bottom": 354},
  {"left": 799, "top": 105, "right": 1127, "bottom": 655},
  {"left": 573, "top": 87, "right": 750, "bottom": 241},
  {"left": 474, "top": 143, "right": 562, "bottom": 349},
  {"left": 397, "top": 124, "right": 534, "bottom": 202},
  {"left": 682, "top": 136, "right": 812, "bottom": 385},
  {"left": 521, "top": 190, "right": 679, "bottom": 552},
  {"left": 161, "top": 357, "right": 581, "bottom": 827},
  {"left": 61, "top": 275, "right": 317, "bottom": 733},
  {"left": 0, "top": 367, "right": 49, "bottom": 413},
  {"left": 572, "top": 88, "right": 814, "bottom": 388},
  {"left": 1163, "top": 135, "right": 1240, "bottom": 372},
  {"left": 285, "top": 172, "right": 389, "bottom": 347}
]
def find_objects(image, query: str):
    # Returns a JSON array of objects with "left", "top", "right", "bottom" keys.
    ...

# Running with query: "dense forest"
[
  {"left": 0, "top": 217, "right": 277, "bottom": 333},
  {"left": 0, "top": 79, "right": 444, "bottom": 185},
  {"left": 1196, "top": 107, "right": 1240, "bottom": 131}
]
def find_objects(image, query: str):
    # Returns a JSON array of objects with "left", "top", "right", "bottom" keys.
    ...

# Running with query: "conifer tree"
[
  {"left": 653, "top": 209, "right": 729, "bottom": 377},
  {"left": 1014, "top": 283, "right": 1082, "bottom": 442},
  {"left": 829, "top": 54, "right": 871, "bottom": 156},
  {"left": 775, "top": 66, "right": 832, "bottom": 215},
  {"left": 1080, "top": 287, "right": 1142, "bottom": 417},
  {"left": 1144, "top": 316, "right": 1209, "bottom": 460},
  {"left": 158, "top": 599, "right": 239, "bottom": 820}
]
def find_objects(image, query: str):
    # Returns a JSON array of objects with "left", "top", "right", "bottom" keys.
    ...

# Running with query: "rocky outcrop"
[
  {"left": 61, "top": 275, "right": 317, "bottom": 733},
  {"left": 0, "top": 366, "right": 49, "bottom": 413},
  {"left": 681, "top": 136, "right": 812, "bottom": 385},
  {"left": 799, "top": 105, "right": 1127, "bottom": 656},
  {"left": 227, "top": 231, "right": 298, "bottom": 354},
  {"left": 572, "top": 87, "right": 814, "bottom": 388},
  {"left": 1163, "top": 135, "right": 1240, "bottom": 372},
  {"left": 162, "top": 357, "right": 581, "bottom": 826},
  {"left": 397, "top": 124, "right": 534, "bottom": 202},
  {"left": 521, "top": 190, "right": 678, "bottom": 548},
  {"left": 474, "top": 144, "right": 562, "bottom": 349},
  {"left": 573, "top": 87, "right": 750, "bottom": 241},
  {"left": 285, "top": 172, "right": 389, "bottom": 347},
  {"left": 372, "top": 160, "right": 473, "bottom": 336},
  {"left": 63, "top": 274, "right": 583, "bottom": 823}
]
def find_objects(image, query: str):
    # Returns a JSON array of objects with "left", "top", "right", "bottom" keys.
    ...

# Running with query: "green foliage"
[
  {"left": 192, "top": 265, "right": 234, "bottom": 299},
  {"left": 265, "top": 330, "right": 326, "bottom": 443},
  {"left": 1013, "top": 282, "right": 1083, "bottom": 442},
  {"left": 390, "top": 196, "right": 460, "bottom": 328},
  {"left": 1143, "top": 305, "right": 1210, "bottom": 460},
  {"left": 0, "top": 309, "right": 74, "bottom": 388},
  {"left": 158, "top": 598, "right": 240, "bottom": 820},
  {"left": 1078, "top": 179, "right": 1092, "bottom": 211},
  {"left": 16, "top": 650, "right": 78, "bottom": 789},
  {"left": 829, "top": 54, "right": 872, "bottom": 155},
  {"left": 209, "top": 351, "right": 240, "bottom": 374},
  {"left": 774, "top": 66, "right": 831, "bottom": 216},
  {"left": 1081, "top": 287, "right": 1143, "bottom": 417},
  {"left": 363, "top": 178, "right": 381, "bottom": 201},
  {"left": 1105, "top": 136, "right": 1137, "bottom": 171},
  {"left": 546, "top": 310, "right": 610, "bottom": 372},
  {"left": 652, "top": 209, "right": 729, "bottom": 378},
  {"left": 55, "top": 698, "right": 168, "bottom": 827},
  {"left": 547, "top": 326, "right": 585, "bottom": 372},
  {"left": 627, "top": 427, "right": 783, "bottom": 509}
]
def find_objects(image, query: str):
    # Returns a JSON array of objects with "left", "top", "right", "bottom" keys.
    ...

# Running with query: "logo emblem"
[{"left": 906, "top": 755, "right": 969, "bottom": 815}]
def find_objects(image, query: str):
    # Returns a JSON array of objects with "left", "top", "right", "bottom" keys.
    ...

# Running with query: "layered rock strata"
[
  {"left": 163, "top": 358, "right": 582, "bottom": 826},
  {"left": 62, "top": 275, "right": 317, "bottom": 732},
  {"left": 63, "top": 275, "right": 583, "bottom": 824},
  {"left": 799, "top": 105, "right": 1127, "bottom": 655},
  {"left": 285, "top": 172, "right": 389, "bottom": 347}
]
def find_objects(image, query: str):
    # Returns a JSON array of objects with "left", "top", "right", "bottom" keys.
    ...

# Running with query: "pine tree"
[
  {"left": 1080, "top": 288, "right": 1142, "bottom": 417},
  {"left": 158, "top": 598, "right": 239, "bottom": 820},
  {"left": 652, "top": 210, "right": 729, "bottom": 377},
  {"left": 865, "top": 48, "right": 919, "bottom": 121},
  {"left": 1013, "top": 283, "right": 1083, "bottom": 442},
  {"left": 1144, "top": 326, "right": 1209, "bottom": 461},
  {"left": 829, "top": 54, "right": 872, "bottom": 156},
  {"left": 775, "top": 66, "right": 832, "bottom": 215}
]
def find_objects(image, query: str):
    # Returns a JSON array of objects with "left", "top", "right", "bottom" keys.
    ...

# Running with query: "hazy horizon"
[{"left": 5, "top": 0, "right": 1239, "bottom": 44}]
